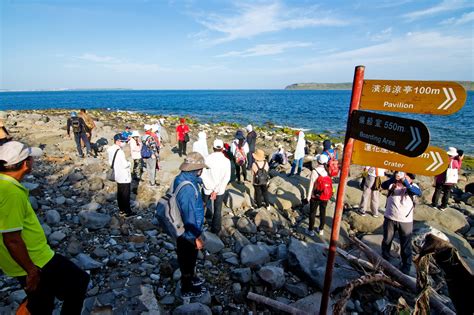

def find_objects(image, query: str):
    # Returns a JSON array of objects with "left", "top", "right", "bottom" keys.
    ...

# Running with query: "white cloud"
[
  {"left": 70, "top": 53, "right": 167, "bottom": 73},
  {"left": 367, "top": 27, "right": 393, "bottom": 42},
  {"left": 216, "top": 41, "right": 312, "bottom": 58},
  {"left": 403, "top": 0, "right": 471, "bottom": 21},
  {"left": 194, "top": 2, "right": 347, "bottom": 44},
  {"left": 441, "top": 11, "right": 474, "bottom": 25},
  {"left": 75, "top": 53, "right": 123, "bottom": 63}
]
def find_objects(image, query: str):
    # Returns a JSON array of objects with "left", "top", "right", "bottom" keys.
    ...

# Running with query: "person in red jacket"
[{"left": 176, "top": 118, "right": 190, "bottom": 157}]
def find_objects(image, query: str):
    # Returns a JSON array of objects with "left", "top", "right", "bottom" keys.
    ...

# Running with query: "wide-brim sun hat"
[
  {"left": 253, "top": 149, "right": 266, "bottom": 161},
  {"left": 446, "top": 147, "right": 458, "bottom": 157},
  {"left": 179, "top": 152, "right": 209, "bottom": 171},
  {"left": 131, "top": 131, "right": 140, "bottom": 137}
]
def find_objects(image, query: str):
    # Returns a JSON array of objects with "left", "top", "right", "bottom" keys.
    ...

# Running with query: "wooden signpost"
[
  {"left": 351, "top": 140, "right": 449, "bottom": 176},
  {"left": 350, "top": 110, "right": 430, "bottom": 157},
  {"left": 360, "top": 80, "right": 467, "bottom": 115}
]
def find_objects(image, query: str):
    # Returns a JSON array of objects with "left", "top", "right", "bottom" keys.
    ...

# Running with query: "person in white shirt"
[
  {"left": 192, "top": 131, "right": 209, "bottom": 158},
  {"left": 201, "top": 139, "right": 231, "bottom": 234},
  {"left": 230, "top": 130, "right": 249, "bottom": 182},
  {"left": 107, "top": 134, "right": 135, "bottom": 217},
  {"left": 289, "top": 131, "right": 306, "bottom": 176},
  {"left": 129, "top": 131, "right": 143, "bottom": 181},
  {"left": 358, "top": 166, "right": 385, "bottom": 217}
]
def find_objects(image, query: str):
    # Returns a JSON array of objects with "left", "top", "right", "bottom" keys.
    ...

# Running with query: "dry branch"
[{"left": 246, "top": 292, "right": 311, "bottom": 315}]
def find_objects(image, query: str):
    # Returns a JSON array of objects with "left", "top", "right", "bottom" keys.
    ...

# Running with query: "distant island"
[{"left": 285, "top": 81, "right": 474, "bottom": 91}]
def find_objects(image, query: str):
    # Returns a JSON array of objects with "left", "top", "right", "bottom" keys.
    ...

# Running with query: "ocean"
[{"left": 1, "top": 89, "right": 473, "bottom": 154}]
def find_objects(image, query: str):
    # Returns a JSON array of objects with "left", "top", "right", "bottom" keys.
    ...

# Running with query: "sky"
[{"left": 1, "top": 0, "right": 473, "bottom": 90}]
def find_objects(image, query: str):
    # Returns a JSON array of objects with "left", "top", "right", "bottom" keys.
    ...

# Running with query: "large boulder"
[
  {"left": 267, "top": 176, "right": 303, "bottom": 210},
  {"left": 288, "top": 238, "right": 360, "bottom": 292},
  {"left": 201, "top": 231, "right": 225, "bottom": 254},
  {"left": 224, "top": 182, "right": 251, "bottom": 210},
  {"left": 173, "top": 303, "right": 211, "bottom": 315},
  {"left": 258, "top": 266, "right": 285, "bottom": 289},
  {"left": 414, "top": 205, "right": 470, "bottom": 234},
  {"left": 240, "top": 244, "right": 271, "bottom": 268},
  {"left": 345, "top": 211, "right": 384, "bottom": 233},
  {"left": 79, "top": 211, "right": 111, "bottom": 230}
]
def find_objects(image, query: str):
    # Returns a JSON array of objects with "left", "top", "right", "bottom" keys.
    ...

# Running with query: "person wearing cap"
[
  {"left": 230, "top": 130, "right": 249, "bottom": 182},
  {"left": 201, "top": 139, "right": 231, "bottom": 234},
  {"left": 143, "top": 125, "right": 160, "bottom": 186},
  {"left": 107, "top": 134, "right": 136, "bottom": 217},
  {"left": 173, "top": 152, "right": 208, "bottom": 298},
  {"left": 381, "top": 171, "right": 421, "bottom": 275},
  {"left": 176, "top": 118, "right": 190, "bottom": 157},
  {"left": 129, "top": 131, "right": 143, "bottom": 181},
  {"left": 121, "top": 126, "right": 132, "bottom": 143},
  {"left": 0, "top": 111, "right": 12, "bottom": 145},
  {"left": 0, "top": 141, "right": 90, "bottom": 313},
  {"left": 251, "top": 149, "right": 271, "bottom": 209},
  {"left": 306, "top": 154, "right": 330, "bottom": 236},
  {"left": 246, "top": 125, "right": 257, "bottom": 171},
  {"left": 431, "top": 147, "right": 461, "bottom": 211},
  {"left": 289, "top": 131, "right": 306, "bottom": 176},
  {"left": 192, "top": 131, "right": 209, "bottom": 158},
  {"left": 67, "top": 111, "right": 92, "bottom": 158},
  {"left": 78, "top": 109, "right": 95, "bottom": 142},
  {"left": 357, "top": 166, "right": 386, "bottom": 218},
  {"left": 269, "top": 145, "right": 288, "bottom": 169}
]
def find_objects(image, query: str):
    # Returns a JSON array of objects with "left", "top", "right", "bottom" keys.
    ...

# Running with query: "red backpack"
[
  {"left": 326, "top": 150, "right": 339, "bottom": 177},
  {"left": 312, "top": 175, "right": 333, "bottom": 201}
]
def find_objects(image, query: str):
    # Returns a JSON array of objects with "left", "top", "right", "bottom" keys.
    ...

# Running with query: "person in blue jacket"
[
  {"left": 381, "top": 171, "right": 421, "bottom": 275},
  {"left": 321, "top": 139, "right": 338, "bottom": 160},
  {"left": 174, "top": 152, "right": 208, "bottom": 298}
]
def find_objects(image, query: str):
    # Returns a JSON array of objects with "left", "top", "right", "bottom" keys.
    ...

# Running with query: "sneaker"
[
  {"left": 317, "top": 228, "right": 324, "bottom": 236},
  {"left": 359, "top": 210, "right": 367, "bottom": 216},
  {"left": 372, "top": 213, "right": 380, "bottom": 218},
  {"left": 437, "top": 206, "right": 447, "bottom": 211},
  {"left": 120, "top": 211, "right": 138, "bottom": 218},
  {"left": 181, "top": 285, "right": 207, "bottom": 299},
  {"left": 191, "top": 276, "right": 205, "bottom": 287},
  {"left": 305, "top": 228, "right": 315, "bottom": 237},
  {"left": 430, "top": 204, "right": 438, "bottom": 209}
]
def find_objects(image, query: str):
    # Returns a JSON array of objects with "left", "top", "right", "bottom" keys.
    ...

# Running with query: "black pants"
[
  {"left": 254, "top": 184, "right": 270, "bottom": 208},
  {"left": 247, "top": 152, "right": 254, "bottom": 170},
  {"left": 117, "top": 183, "right": 131, "bottom": 214},
  {"left": 235, "top": 162, "right": 247, "bottom": 181},
  {"left": 309, "top": 199, "right": 328, "bottom": 230},
  {"left": 73, "top": 132, "right": 91, "bottom": 156},
  {"left": 178, "top": 140, "right": 187, "bottom": 156},
  {"left": 432, "top": 183, "right": 452, "bottom": 208},
  {"left": 203, "top": 194, "right": 224, "bottom": 234},
  {"left": 382, "top": 218, "right": 413, "bottom": 269},
  {"left": 17, "top": 254, "right": 90, "bottom": 315},
  {"left": 177, "top": 236, "right": 198, "bottom": 292}
]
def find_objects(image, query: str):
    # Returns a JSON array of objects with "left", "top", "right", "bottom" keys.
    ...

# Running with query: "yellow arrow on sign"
[
  {"left": 351, "top": 140, "right": 449, "bottom": 176},
  {"left": 360, "top": 80, "right": 466, "bottom": 115}
]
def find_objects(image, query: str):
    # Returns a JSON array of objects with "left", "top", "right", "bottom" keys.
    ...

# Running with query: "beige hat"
[
  {"left": 446, "top": 147, "right": 458, "bottom": 157},
  {"left": 179, "top": 152, "right": 208, "bottom": 171},
  {"left": 252, "top": 149, "right": 266, "bottom": 161},
  {"left": 0, "top": 141, "right": 43, "bottom": 166}
]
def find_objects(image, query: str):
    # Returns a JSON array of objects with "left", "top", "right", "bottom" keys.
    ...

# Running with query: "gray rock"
[
  {"left": 9, "top": 289, "right": 26, "bottom": 304},
  {"left": 75, "top": 253, "right": 103, "bottom": 270},
  {"left": 55, "top": 196, "right": 66, "bottom": 205},
  {"left": 224, "top": 183, "right": 250, "bottom": 210},
  {"left": 258, "top": 266, "right": 285, "bottom": 289},
  {"left": 139, "top": 284, "right": 162, "bottom": 312},
  {"left": 232, "top": 230, "right": 251, "bottom": 253},
  {"left": 68, "top": 172, "right": 84, "bottom": 183},
  {"left": 231, "top": 267, "right": 252, "bottom": 283},
  {"left": 29, "top": 196, "right": 39, "bottom": 210},
  {"left": 236, "top": 216, "right": 257, "bottom": 234},
  {"left": 41, "top": 223, "right": 52, "bottom": 236},
  {"left": 202, "top": 231, "right": 225, "bottom": 254},
  {"left": 375, "top": 298, "right": 388, "bottom": 312},
  {"left": 290, "top": 292, "right": 333, "bottom": 313},
  {"left": 346, "top": 211, "right": 384, "bottom": 233},
  {"left": 88, "top": 178, "right": 104, "bottom": 191},
  {"left": 117, "top": 252, "right": 136, "bottom": 261},
  {"left": 173, "top": 303, "right": 212, "bottom": 315},
  {"left": 67, "top": 240, "right": 82, "bottom": 256},
  {"left": 285, "top": 282, "right": 308, "bottom": 298},
  {"left": 45, "top": 210, "right": 61, "bottom": 225},
  {"left": 240, "top": 244, "right": 270, "bottom": 267},
  {"left": 93, "top": 247, "right": 108, "bottom": 258},
  {"left": 82, "top": 202, "right": 102, "bottom": 212},
  {"left": 160, "top": 295, "right": 175, "bottom": 305},
  {"left": 48, "top": 231, "right": 66, "bottom": 243},
  {"left": 79, "top": 210, "right": 111, "bottom": 230}
]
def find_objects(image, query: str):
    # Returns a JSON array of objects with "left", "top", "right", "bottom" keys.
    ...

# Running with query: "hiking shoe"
[
  {"left": 437, "top": 206, "right": 447, "bottom": 211},
  {"left": 120, "top": 211, "right": 138, "bottom": 218},
  {"left": 358, "top": 210, "right": 367, "bottom": 216},
  {"left": 372, "top": 213, "right": 380, "bottom": 218},
  {"left": 317, "top": 228, "right": 324, "bottom": 236},
  {"left": 305, "top": 228, "right": 315, "bottom": 237},
  {"left": 181, "top": 285, "right": 207, "bottom": 299},
  {"left": 191, "top": 276, "right": 205, "bottom": 287}
]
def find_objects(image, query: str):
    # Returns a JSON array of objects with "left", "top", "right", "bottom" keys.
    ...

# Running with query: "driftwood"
[
  {"left": 333, "top": 273, "right": 402, "bottom": 315},
  {"left": 335, "top": 247, "right": 375, "bottom": 272},
  {"left": 246, "top": 292, "right": 311, "bottom": 315},
  {"left": 351, "top": 236, "right": 456, "bottom": 315}
]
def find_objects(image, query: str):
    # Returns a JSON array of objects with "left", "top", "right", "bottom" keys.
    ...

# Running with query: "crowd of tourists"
[{"left": 0, "top": 110, "right": 467, "bottom": 313}]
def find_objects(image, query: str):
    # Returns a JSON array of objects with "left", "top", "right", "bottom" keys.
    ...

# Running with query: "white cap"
[
  {"left": 315, "top": 154, "right": 329, "bottom": 165},
  {"left": 131, "top": 131, "right": 140, "bottom": 137},
  {"left": 0, "top": 141, "right": 43, "bottom": 166},
  {"left": 213, "top": 139, "right": 224, "bottom": 149},
  {"left": 144, "top": 124, "right": 152, "bottom": 131}
]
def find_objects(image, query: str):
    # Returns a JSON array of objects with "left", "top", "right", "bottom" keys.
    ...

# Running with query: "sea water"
[{"left": 1, "top": 89, "right": 472, "bottom": 154}]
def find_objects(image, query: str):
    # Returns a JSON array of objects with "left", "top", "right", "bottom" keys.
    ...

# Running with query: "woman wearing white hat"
[
  {"left": 192, "top": 131, "right": 209, "bottom": 158},
  {"left": 431, "top": 147, "right": 461, "bottom": 211},
  {"left": 129, "top": 131, "right": 143, "bottom": 180}
]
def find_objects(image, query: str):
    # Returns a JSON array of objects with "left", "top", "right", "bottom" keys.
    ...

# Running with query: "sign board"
[
  {"left": 351, "top": 140, "right": 449, "bottom": 176},
  {"left": 360, "top": 80, "right": 466, "bottom": 115},
  {"left": 349, "top": 110, "right": 429, "bottom": 157}
]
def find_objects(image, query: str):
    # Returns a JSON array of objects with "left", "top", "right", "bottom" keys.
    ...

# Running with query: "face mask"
[{"left": 119, "top": 142, "right": 126, "bottom": 148}]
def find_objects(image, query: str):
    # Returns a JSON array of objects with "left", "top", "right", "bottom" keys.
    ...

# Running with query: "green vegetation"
[
  {"left": 286, "top": 81, "right": 474, "bottom": 91},
  {"left": 462, "top": 156, "right": 474, "bottom": 171}
]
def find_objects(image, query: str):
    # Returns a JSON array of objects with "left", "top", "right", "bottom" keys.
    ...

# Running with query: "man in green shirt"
[{"left": 0, "top": 141, "right": 89, "bottom": 314}]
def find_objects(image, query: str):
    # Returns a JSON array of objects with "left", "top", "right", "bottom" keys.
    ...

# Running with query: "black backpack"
[
  {"left": 254, "top": 161, "right": 269, "bottom": 186},
  {"left": 71, "top": 118, "right": 82, "bottom": 133}
]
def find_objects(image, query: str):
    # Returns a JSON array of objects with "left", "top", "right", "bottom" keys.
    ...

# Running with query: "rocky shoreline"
[{"left": 0, "top": 109, "right": 473, "bottom": 314}]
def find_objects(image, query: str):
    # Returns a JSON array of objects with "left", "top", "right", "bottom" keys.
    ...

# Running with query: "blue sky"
[{"left": 1, "top": 0, "right": 473, "bottom": 89}]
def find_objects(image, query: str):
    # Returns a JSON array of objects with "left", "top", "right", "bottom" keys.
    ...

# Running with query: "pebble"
[{"left": 45, "top": 210, "right": 61, "bottom": 225}]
